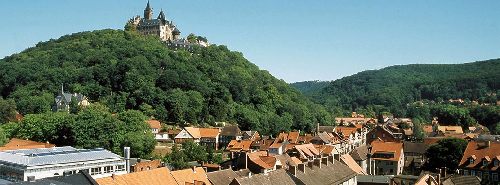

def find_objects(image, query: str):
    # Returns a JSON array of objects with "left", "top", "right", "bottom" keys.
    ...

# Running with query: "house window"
[
  {"left": 493, "top": 173, "right": 498, "bottom": 181},
  {"left": 483, "top": 160, "right": 488, "bottom": 166},
  {"left": 494, "top": 160, "right": 499, "bottom": 167},
  {"left": 389, "top": 169, "right": 394, "bottom": 174},
  {"left": 464, "top": 170, "right": 469, "bottom": 176},
  {"left": 371, "top": 134, "right": 376, "bottom": 139},
  {"left": 116, "top": 165, "right": 125, "bottom": 171},
  {"left": 470, "top": 158, "right": 474, "bottom": 164},
  {"left": 90, "top": 167, "right": 101, "bottom": 175},
  {"left": 478, "top": 171, "right": 482, "bottom": 178},
  {"left": 104, "top": 166, "right": 113, "bottom": 173}
]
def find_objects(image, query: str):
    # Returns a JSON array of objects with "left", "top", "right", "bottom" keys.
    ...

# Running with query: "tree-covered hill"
[
  {"left": 293, "top": 60, "right": 500, "bottom": 117},
  {"left": 290, "top": 80, "right": 329, "bottom": 96},
  {"left": 0, "top": 29, "right": 331, "bottom": 135}
]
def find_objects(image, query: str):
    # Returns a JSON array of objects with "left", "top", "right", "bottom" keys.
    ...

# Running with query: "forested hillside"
[
  {"left": 293, "top": 60, "right": 499, "bottom": 116},
  {"left": 0, "top": 29, "right": 331, "bottom": 135}
]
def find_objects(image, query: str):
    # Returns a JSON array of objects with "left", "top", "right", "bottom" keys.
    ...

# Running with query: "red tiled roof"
[
  {"left": 247, "top": 151, "right": 275, "bottom": 169},
  {"left": 287, "top": 132, "right": 300, "bottom": 144},
  {"left": 147, "top": 120, "right": 162, "bottom": 129},
  {"left": 96, "top": 167, "right": 177, "bottom": 185},
  {"left": 0, "top": 138, "right": 55, "bottom": 151},
  {"left": 459, "top": 141, "right": 500, "bottom": 170},
  {"left": 171, "top": 167, "right": 212, "bottom": 185},
  {"left": 199, "top": 128, "right": 220, "bottom": 138},
  {"left": 370, "top": 141, "right": 403, "bottom": 162},
  {"left": 226, "top": 140, "right": 253, "bottom": 152}
]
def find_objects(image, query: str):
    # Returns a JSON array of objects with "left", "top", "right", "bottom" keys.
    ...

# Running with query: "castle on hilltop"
[
  {"left": 128, "top": 1, "right": 209, "bottom": 50},
  {"left": 128, "top": 1, "right": 181, "bottom": 42}
]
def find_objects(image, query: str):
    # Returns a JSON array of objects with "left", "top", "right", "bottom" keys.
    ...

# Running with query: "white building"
[{"left": 0, "top": 146, "right": 126, "bottom": 182}]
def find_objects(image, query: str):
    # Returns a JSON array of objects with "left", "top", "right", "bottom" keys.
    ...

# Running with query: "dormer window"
[
  {"left": 495, "top": 160, "right": 499, "bottom": 167},
  {"left": 469, "top": 158, "right": 475, "bottom": 164},
  {"left": 483, "top": 160, "right": 488, "bottom": 166}
]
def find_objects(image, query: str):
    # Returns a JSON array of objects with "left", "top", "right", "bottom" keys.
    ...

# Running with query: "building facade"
[
  {"left": 0, "top": 146, "right": 126, "bottom": 182},
  {"left": 129, "top": 1, "right": 180, "bottom": 42}
]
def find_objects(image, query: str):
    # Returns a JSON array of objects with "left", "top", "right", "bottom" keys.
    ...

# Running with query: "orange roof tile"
[
  {"left": 171, "top": 167, "right": 212, "bottom": 185},
  {"left": 0, "top": 138, "right": 55, "bottom": 151},
  {"left": 287, "top": 132, "right": 300, "bottom": 144},
  {"left": 199, "top": 128, "right": 220, "bottom": 138},
  {"left": 293, "top": 144, "right": 320, "bottom": 159},
  {"left": 340, "top": 154, "right": 367, "bottom": 175},
  {"left": 226, "top": 140, "right": 253, "bottom": 152},
  {"left": 437, "top": 126, "right": 464, "bottom": 134},
  {"left": 147, "top": 120, "right": 162, "bottom": 129},
  {"left": 184, "top": 127, "right": 201, "bottom": 139},
  {"left": 247, "top": 151, "right": 275, "bottom": 169},
  {"left": 336, "top": 127, "right": 358, "bottom": 139},
  {"left": 96, "top": 167, "right": 177, "bottom": 185},
  {"left": 370, "top": 141, "right": 403, "bottom": 162},
  {"left": 459, "top": 141, "right": 500, "bottom": 170}
]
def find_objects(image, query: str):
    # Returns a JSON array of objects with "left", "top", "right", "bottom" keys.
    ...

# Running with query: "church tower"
[{"left": 144, "top": 1, "right": 153, "bottom": 20}]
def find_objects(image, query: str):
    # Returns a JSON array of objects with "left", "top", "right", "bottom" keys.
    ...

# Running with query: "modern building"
[{"left": 0, "top": 146, "right": 126, "bottom": 182}]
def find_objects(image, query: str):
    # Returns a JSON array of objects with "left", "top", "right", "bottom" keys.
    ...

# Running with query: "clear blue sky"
[{"left": 1, "top": 1, "right": 499, "bottom": 82}]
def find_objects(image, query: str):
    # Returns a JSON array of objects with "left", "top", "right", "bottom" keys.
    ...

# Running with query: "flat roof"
[{"left": 0, "top": 146, "right": 122, "bottom": 167}]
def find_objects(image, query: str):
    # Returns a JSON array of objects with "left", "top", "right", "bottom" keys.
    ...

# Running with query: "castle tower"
[{"left": 144, "top": 0, "right": 153, "bottom": 20}]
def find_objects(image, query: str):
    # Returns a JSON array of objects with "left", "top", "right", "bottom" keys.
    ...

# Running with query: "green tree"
[
  {"left": 0, "top": 98, "right": 17, "bottom": 124},
  {"left": 424, "top": 138, "right": 468, "bottom": 172},
  {"left": 16, "top": 112, "right": 75, "bottom": 146},
  {"left": 412, "top": 118, "right": 425, "bottom": 141},
  {"left": 182, "top": 140, "right": 208, "bottom": 162},
  {"left": 0, "top": 128, "right": 8, "bottom": 146},
  {"left": 165, "top": 145, "right": 189, "bottom": 170}
]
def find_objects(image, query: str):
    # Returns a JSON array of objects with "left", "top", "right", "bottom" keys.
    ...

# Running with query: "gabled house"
[
  {"left": 369, "top": 141, "right": 404, "bottom": 175},
  {"left": 199, "top": 128, "right": 220, "bottom": 150},
  {"left": 53, "top": 85, "right": 89, "bottom": 112},
  {"left": 350, "top": 144, "right": 369, "bottom": 174},
  {"left": 403, "top": 141, "right": 428, "bottom": 175},
  {"left": 367, "top": 125, "right": 401, "bottom": 144},
  {"left": 174, "top": 127, "right": 201, "bottom": 143},
  {"left": 219, "top": 125, "right": 242, "bottom": 150},
  {"left": 458, "top": 141, "right": 500, "bottom": 183},
  {"left": 241, "top": 131, "right": 260, "bottom": 141},
  {"left": 147, "top": 119, "right": 162, "bottom": 134}
]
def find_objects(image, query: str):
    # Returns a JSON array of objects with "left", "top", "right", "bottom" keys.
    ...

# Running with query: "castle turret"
[
  {"left": 172, "top": 27, "right": 181, "bottom": 40},
  {"left": 144, "top": 0, "right": 153, "bottom": 20},
  {"left": 158, "top": 9, "right": 166, "bottom": 21}
]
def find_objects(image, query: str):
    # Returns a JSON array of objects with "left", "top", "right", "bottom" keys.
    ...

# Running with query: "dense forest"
[
  {"left": 0, "top": 29, "right": 332, "bottom": 137},
  {"left": 291, "top": 60, "right": 500, "bottom": 133}
]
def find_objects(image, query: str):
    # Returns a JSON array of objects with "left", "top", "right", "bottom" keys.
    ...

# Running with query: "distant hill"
[
  {"left": 0, "top": 29, "right": 331, "bottom": 135},
  {"left": 290, "top": 81, "right": 329, "bottom": 95},
  {"left": 292, "top": 60, "right": 500, "bottom": 116}
]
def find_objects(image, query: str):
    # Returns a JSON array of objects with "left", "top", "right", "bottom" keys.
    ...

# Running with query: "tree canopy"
[
  {"left": 424, "top": 138, "right": 468, "bottom": 172},
  {"left": 0, "top": 29, "right": 332, "bottom": 135}
]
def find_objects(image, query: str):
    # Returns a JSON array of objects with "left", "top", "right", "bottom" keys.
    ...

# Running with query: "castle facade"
[{"left": 128, "top": 1, "right": 180, "bottom": 42}]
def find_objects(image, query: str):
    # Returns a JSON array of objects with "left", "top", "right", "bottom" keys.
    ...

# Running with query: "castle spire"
[{"left": 144, "top": 0, "right": 153, "bottom": 20}]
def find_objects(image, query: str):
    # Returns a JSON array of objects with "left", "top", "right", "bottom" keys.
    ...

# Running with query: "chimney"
[
  {"left": 487, "top": 141, "right": 491, "bottom": 147},
  {"left": 314, "top": 158, "right": 322, "bottom": 168},
  {"left": 322, "top": 157, "right": 329, "bottom": 166},
  {"left": 124, "top": 147, "right": 131, "bottom": 173},
  {"left": 112, "top": 174, "right": 116, "bottom": 180},
  {"left": 245, "top": 152, "right": 248, "bottom": 169},
  {"left": 437, "top": 168, "right": 442, "bottom": 185},
  {"left": 298, "top": 163, "right": 306, "bottom": 173},
  {"left": 288, "top": 165, "right": 297, "bottom": 176},
  {"left": 192, "top": 166, "right": 197, "bottom": 173},
  {"left": 317, "top": 123, "right": 320, "bottom": 135}
]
